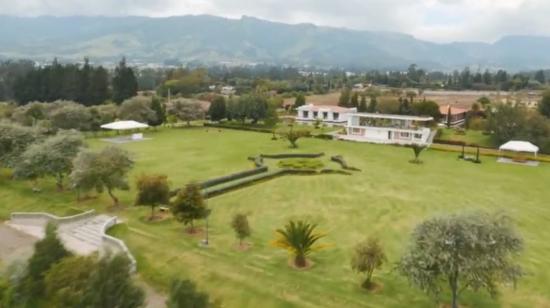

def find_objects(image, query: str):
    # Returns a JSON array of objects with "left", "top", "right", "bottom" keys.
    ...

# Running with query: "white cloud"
[{"left": 1, "top": 0, "right": 549, "bottom": 42}]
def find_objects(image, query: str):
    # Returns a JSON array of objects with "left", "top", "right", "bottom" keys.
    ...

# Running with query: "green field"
[{"left": 1, "top": 127, "right": 550, "bottom": 307}]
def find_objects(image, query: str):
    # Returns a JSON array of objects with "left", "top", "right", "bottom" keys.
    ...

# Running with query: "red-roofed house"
[
  {"left": 439, "top": 105, "right": 468, "bottom": 127},
  {"left": 296, "top": 104, "right": 357, "bottom": 126}
]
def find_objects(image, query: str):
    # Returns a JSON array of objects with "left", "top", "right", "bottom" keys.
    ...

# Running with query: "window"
[
  {"left": 322, "top": 112, "right": 328, "bottom": 119},
  {"left": 333, "top": 112, "right": 339, "bottom": 120},
  {"left": 302, "top": 111, "right": 309, "bottom": 118},
  {"left": 399, "top": 132, "right": 411, "bottom": 139},
  {"left": 414, "top": 133, "right": 422, "bottom": 139},
  {"left": 313, "top": 111, "right": 318, "bottom": 118},
  {"left": 352, "top": 128, "right": 363, "bottom": 135}
]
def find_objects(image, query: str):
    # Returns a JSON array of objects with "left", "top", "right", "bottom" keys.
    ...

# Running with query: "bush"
[
  {"left": 278, "top": 159, "right": 324, "bottom": 170},
  {"left": 200, "top": 166, "right": 268, "bottom": 189},
  {"left": 330, "top": 155, "right": 361, "bottom": 171}
]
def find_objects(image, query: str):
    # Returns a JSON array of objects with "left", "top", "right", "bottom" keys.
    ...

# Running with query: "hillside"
[{"left": 1, "top": 15, "right": 550, "bottom": 70}]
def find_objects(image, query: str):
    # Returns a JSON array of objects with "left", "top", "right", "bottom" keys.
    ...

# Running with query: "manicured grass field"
[
  {"left": 2, "top": 127, "right": 550, "bottom": 307},
  {"left": 437, "top": 127, "right": 493, "bottom": 147}
]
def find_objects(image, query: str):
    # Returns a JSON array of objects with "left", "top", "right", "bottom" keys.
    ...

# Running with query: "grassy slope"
[
  {"left": 2, "top": 127, "right": 550, "bottom": 307},
  {"left": 437, "top": 128, "right": 494, "bottom": 147}
]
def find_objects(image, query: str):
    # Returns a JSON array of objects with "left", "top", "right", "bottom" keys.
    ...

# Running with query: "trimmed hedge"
[
  {"left": 201, "top": 166, "right": 268, "bottom": 189},
  {"left": 204, "top": 122, "right": 273, "bottom": 133},
  {"left": 247, "top": 156, "right": 264, "bottom": 168},
  {"left": 203, "top": 168, "right": 346, "bottom": 198},
  {"left": 434, "top": 138, "right": 493, "bottom": 149},
  {"left": 330, "top": 155, "right": 361, "bottom": 171},
  {"left": 261, "top": 153, "right": 324, "bottom": 159}
]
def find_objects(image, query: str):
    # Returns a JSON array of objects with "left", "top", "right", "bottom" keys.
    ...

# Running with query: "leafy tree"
[
  {"left": 167, "top": 99, "right": 205, "bottom": 126},
  {"left": 409, "top": 143, "right": 426, "bottom": 164},
  {"left": 70, "top": 146, "right": 133, "bottom": 206},
  {"left": 166, "top": 279, "right": 209, "bottom": 308},
  {"left": 241, "top": 94, "right": 268, "bottom": 124},
  {"left": 367, "top": 95, "right": 377, "bottom": 113},
  {"left": 150, "top": 96, "right": 166, "bottom": 127},
  {"left": 112, "top": 57, "right": 138, "bottom": 104},
  {"left": 135, "top": 174, "right": 171, "bottom": 220},
  {"left": 44, "top": 255, "right": 97, "bottom": 308},
  {"left": 0, "top": 123, "right": 42, "bottom": 168},
  {"left": 208, "top": 96, "right": 227, "bottom": 121},
  {"left": 231, "top": 213, "right": 251, "bottom": 247},
  {"left": 358, "top": 95, "right": 368, "bottom": 112},
  {"left": 80, "top": 254, "right": 145, "bottom": 308},
  {"left": 19, "top": 223, "right": 71, "bottom": 301},
  {"left": 294, "top": 93, "right": 306, "bottom": 108},
  {"left": 412, "top": 100, "right": 441, "bottom": 120},
  {"left": 477, "top": 96, "right": 491, "bottom": 108},
  {"left": 487, "top": 104, "right": 528, "bottom": 144},
  {"left": 351, "top": 237, "right": 386, "bottom": 289},
  {"left": 263, "top": 99, "right": 279, "bottom": 127},
  {"left": 48, "top": 101, "right": 93, "bottom": 131},
  {"left": 273, "top": 220, "right": 326, "bottom": 268},
  {"left": 15, "top": 131, "right": 85, "bottom": 190},
  {"left": 350, "top": 92, "right": 359, "bottom": 108},
  {"left": 117, "top": 96, "right": 158, "bottom": 124},
  {"left": 172, "top": 183, "right": 210, "bottom": 232},
  {"left": 398, "top": 212, "right": 523, "bottom": 308},
  {"left": 280, "top": 126, "right": 310, "bottom": 148},
  {"left": 534, "top": 70, "right": 546, "bottom": 84},
  {"left": 338, "top": 88, "right": 351, "bottom": 107},
  {"left": 538, "top": 89, "right": 550, "bottom": 118}
]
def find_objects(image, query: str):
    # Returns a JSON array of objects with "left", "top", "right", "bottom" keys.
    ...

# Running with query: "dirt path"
[
  {"left": 136, "top": 277, "right": 167, "bottom": 308},
  {"left": 0, "top": 223, "right": 38, "bottom": 266}
]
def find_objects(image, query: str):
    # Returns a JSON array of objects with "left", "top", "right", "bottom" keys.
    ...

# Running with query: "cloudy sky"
[{"left": 1, "top": 0, "right": 548, "bottom": 42}]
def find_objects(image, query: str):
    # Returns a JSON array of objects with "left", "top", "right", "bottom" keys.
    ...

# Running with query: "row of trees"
[
  {"left": 207, "top": 93, "right": 279, "bottom": 126},
  {"left": 0, "top": 223, "right": 210, "bottom": 307},
  {"left": 12, "top": 58, "right": 137, "bottom": 105}
]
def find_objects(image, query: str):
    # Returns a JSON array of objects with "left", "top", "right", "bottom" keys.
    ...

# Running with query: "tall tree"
[
  {"left": 538, "top": 89, "right": 550, "bottom": 118},
  {"left": 398, "top": 212, "right": 523, "bottom": 308},
  {"left": 135, "top": 174, "right": 171, "bottom": 220},
  {"left": 338, "top": 88, "right": 351, "bottom": 107},
  {"left": 231, "top": 213, "right": 251, "bottom": 247},
  {"left": 112, "top": 57, "right": 138, "bottom": 104},
  {"left": 208, "top": 96, "right": 227, "bottom": 121},
  {"left": 294, "top": 93, "right": 306, "bottom": 108},
  {"left": 70, "top": 146, "right": 133, "bottom": 206},
  {"left": 350, "top": 92, "right": 359, "bottom": 108},
  {"left": 171, "top": 183, "right": 210, "bottom": 232},
  {"left": 80, "top": 255, "right": 145, "bottom": 308},
  {"left": 15, "top": 131, "right": 85, "bottom": 191},
  {"left": 167, "top": 99, "right": 204, "bottom": 126},
  {"left": 149, "top": 96, "right": 166, "bottom": 127},
  {"left": 534, "top": 70, "right": 546, "bottom": 84},
  {"left": 19, "top": 223, "right": 71, "bottom": 302},
  {"left": 118, "top": 96, "right": 157, "bottom": 124},
  {"left": 358, "top": 94, "right": 368, "bottom": 112}
]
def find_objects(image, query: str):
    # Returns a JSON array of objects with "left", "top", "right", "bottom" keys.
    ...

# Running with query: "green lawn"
[
  {"left": 437, "top": 127, "right": 494, "bottom": 147},
  {"left": 2, "top": 127, "right": 550, "bottom": 307}
]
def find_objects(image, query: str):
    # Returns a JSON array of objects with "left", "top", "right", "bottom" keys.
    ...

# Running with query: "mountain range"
[{"left": 1, "top": 15, "right": 550, "bottom": 71}]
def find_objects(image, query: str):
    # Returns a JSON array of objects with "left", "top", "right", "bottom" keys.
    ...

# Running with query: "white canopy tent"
[
  {"left": 100, "top": 120, "right": 149, "bottom": 130},
  {"left": 499, "top": 140, "right": 539, "bottom": 157}
]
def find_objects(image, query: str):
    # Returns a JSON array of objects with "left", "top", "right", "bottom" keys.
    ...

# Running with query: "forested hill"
[{"left": 2, "top": 15, "right": 550, "bottom": 70}]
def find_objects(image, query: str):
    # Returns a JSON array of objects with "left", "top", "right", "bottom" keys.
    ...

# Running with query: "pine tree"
[
  {"left": 208, "top": 96, "right": 227, "bottom": 121},
  {"left": 112, "top": 57, "right": 138, "bottom": 104},
  {"left": 150, "top": 96, "right": 166, "bottom": 126},
  {"left": 358, "top": 95, "right": 368, "bottom": 112}
]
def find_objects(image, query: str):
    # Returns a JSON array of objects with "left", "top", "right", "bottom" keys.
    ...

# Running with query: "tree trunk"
[
  {"left": 56, "top": 174, "right": 64, "bottom": 191},
  {"left": 107, "top": 188, "right": 119, "bottom": 206},
  {"left": 449, "top": 274, "right": 459, "bottom": 308},
  {"left": 294, "top": 254, "right": 306, "bottom": 268},
  {"left": 150, "top": 205, "right": 155, "bottom": 220}
]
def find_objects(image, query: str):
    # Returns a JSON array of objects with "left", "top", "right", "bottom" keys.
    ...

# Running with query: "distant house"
[
  {"left": 352, "top": 83, "right": 365, "bottom": 91},
  {"left": 208, "top": 85, "right": 217, "bottom": 91},
  {"left": 341, "top": 113, "right": 434, "bottom": 145},
  {"left": 296, "top": 104, "right": 357, "bottom": 126},
  {"left": 221, "top": 86, "right": 236, "bottom": 96},
  {"left": 439, "top": 105, "right": 468, "bottom": 127}
]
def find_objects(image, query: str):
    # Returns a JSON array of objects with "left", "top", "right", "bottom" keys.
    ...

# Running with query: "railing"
[
  {"left": 101, "top": 217, "right": 137, "bottom": 273},
  {"left": 10, "top": 210, "right": 96, "bottom": 226}
]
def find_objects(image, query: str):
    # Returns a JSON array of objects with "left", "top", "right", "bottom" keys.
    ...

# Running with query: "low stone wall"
[
  {"left": 101, "top": 217, "right": 137, "bottom": 273},
  {"left": 10, "top": 210, "right": 96, "bottom": 227}
]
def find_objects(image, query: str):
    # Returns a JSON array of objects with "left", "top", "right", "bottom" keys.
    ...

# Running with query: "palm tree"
[{"left": 273, "top": 220, "right": 326, "bottom": 268}]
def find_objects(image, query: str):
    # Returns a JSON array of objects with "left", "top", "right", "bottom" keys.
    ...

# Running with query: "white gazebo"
[
  {"left": 499, "top": 141, "right": 539, "bottom": 157},
  {"left": 100, "top": 120, "right": 149, "bottom": 131},
  {"left": 100, "top": 120, "right": 149, "bottom": 142}
]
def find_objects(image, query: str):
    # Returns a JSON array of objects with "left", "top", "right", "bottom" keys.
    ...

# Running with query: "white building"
[
  {"left": 221, "top": 86, "right": 235, "bottom": 96},
  {"left": 296, "top": 104, "right": 357, "bottom": 126},
  {"left": 342, "top": 113, "right": 434, "bottom": 145}
]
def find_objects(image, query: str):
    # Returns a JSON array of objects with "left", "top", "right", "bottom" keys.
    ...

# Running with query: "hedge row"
[
  {"left": 203, "top": 168, "right": 348, "bottom": 198},
  {"left": 200, "top": 166, "right": 268, "bottom": 189},
  {"left": 203, "top": 122, "right": 273, "bottom": 133},
  {"left": 330, "top": 155, "right": 361, "bottom": 171},
  {"left": 433, "top": 138, "right": 493, "bottom": 149},
  {"left": 260, "top": 153, "right": 324, "bottom": 159},
  {"left": 247, "top": 156, "right": 264, "bottom": 168}
]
